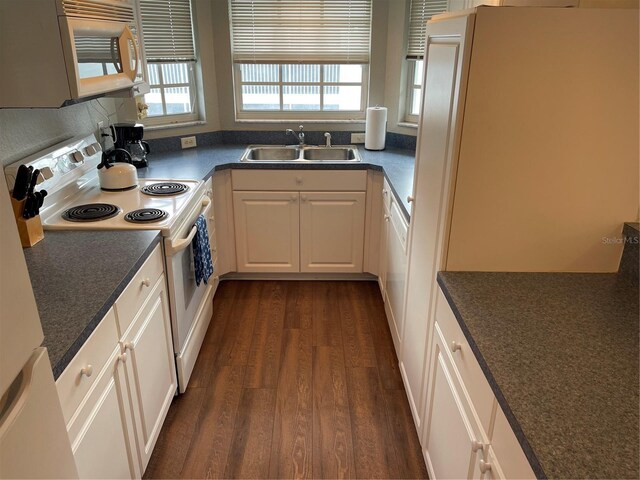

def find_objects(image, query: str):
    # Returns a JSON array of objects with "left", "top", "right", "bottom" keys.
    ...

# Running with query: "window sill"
[
  {"left": 397, "top": 122, "right": 419, "bottom": 129},
  {"left": 235, "top": 118, "right": 366, "bottom": 124},
  {"left": 144, "top": 120, "right": 206, "bottom": 132}
]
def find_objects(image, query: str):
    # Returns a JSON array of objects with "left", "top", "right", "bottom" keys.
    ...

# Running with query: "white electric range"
[{"left": 5, "top": 133, "right": 214, "bottom": 393}]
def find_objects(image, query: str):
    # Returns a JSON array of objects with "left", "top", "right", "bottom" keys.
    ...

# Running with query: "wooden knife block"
[{"left": 10, "top": 198, "right": 44, "bottom": 247}]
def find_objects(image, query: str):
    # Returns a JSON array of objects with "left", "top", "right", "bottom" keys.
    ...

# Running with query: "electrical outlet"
[
  {"left": 181, "top": 136, "right": 197, "bottom": 149},
  {"left": 351, "top": 133, "right": 366, "bottom": 144}
]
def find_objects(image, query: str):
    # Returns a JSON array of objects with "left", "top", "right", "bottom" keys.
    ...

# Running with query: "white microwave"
[{"left": 0, "top": 0, "right": 148, "bottom": 108}]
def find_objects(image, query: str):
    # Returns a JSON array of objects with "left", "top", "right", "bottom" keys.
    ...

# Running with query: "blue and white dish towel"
[{"left": 192, "top": 214, "right": 214, "bottom": 286}]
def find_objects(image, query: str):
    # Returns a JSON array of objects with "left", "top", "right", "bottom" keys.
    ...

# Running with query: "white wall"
[{"left": 0, "top": 99, "right": 119, "bottom": 167}]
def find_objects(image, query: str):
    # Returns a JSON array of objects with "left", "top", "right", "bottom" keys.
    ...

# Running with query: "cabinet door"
[
  {"left": 402, "top": 13, "right": 474, "bottom": 431},
  {"left": 233, "top": 191, "right": 300, "bottom": 272},
  {"left": 300, "top": 191, "right": 366, "bottom": 273},
  {"left": 378, "top": 209, "right": 390, "bottom": 295},
  {"left": 384, "top": 200, "right": 408, "bottom": 352},
  {"left": 423, "top": 326, "right": 478, "bottom": 480},
  {"left": 71, "top": 350, "right": 139, "bottom": 479},
  {"left": 122, "top": 277, "right": 177, "bottom": 472}
]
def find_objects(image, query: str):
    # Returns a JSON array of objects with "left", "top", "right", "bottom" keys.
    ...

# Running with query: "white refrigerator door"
[
  {"left": 0, "top": 168, "right": 43, "bottom": 396},
  {"left": 0, "top": 347, "right": 78, "bottom": 478}
]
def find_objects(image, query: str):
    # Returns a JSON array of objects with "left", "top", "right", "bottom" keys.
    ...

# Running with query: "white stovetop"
[{"left": 41, "top": 178, "right": 203, "bottom": 235}]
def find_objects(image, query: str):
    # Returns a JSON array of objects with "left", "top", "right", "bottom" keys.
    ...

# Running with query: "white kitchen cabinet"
[
  {"left": 422, "top": 287, "right": 535, "bottom": 480},
  {"left": 119, "top": 275, "right": 176, "bottom": 472},
  {"left": 58, "top": 245, "right": 177, "bottom": 479},
  {"left": 422, "top": 329, "right": 480, "bottom": 480},
  {"left": 233, "top": 191, "right": 300, "bottom": 272},
  {"left": 383, "top": 197, "right": 409, "bottom": 353},
  {"left": 401, "top": 12, "right": 474, "bottom": 431},
  {"left": 300, "top": 191, "right": 366, "bottom": 273},
  {"left": 64, "top": 321, "right": 140, "bottom": 479},
  {"left": 377, "top": 179, "right": 393, "bottom": 295},
  {"left": 231, "top": 170, "right": 368, "bottom": 274}
]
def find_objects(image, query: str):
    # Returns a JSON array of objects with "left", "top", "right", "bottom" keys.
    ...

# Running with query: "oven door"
[
  {"left": 164, "top": 195, "right": 213, "bottom": 359},
  {"left": 58, "top": 17, "right": 141, "bottom": 99}
]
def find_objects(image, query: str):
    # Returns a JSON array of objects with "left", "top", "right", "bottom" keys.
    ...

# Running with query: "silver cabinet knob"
[
  {"left": 382, "top": 189, "right": 388, "bottom": 196},
  {"left": 124, "top": 342, "right": 134, "bottom": 352},
  {"left": 295, "top": 176, "right": 303, "bottom": 184},
  {"left": 384, "top": 215, "right": 390, "bottom": 222},
  {"left": 451, "top": 341, "right": 462, "bottom": 353},
  {"left": 141, "top": 278, "right": 151, "bottom": 287},
  {"left": 407, "top": 195, "right": 415, "bottom": 203},
  {"left": 291, "top": 195, "right": 298, "bottom": 202},
  {"left": 118, "top": 352, "right": 128, "bottom": 363},
  {"left": 301, "top": 195, "right": 308, "bottom": 202},
  {"left": 479, "top": 460, "right": 492, "bottom": 474},
  {"left": 80, "top": 365, "right": 93, "bottom": 377}
]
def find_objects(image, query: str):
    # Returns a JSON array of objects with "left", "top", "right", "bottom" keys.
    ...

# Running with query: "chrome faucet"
[
  {"left": 324, "top": 132, "right": 332, "bottom": 147},
  {"left": 285, "top": 125, "right": 305, "bottom": 146}
]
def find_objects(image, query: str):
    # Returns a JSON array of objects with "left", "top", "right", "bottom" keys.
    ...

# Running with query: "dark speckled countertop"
[
  {"left": 23, "top": 230, "right": 161, "bottom": 379},
  {"left": 137, "top": 145, "right": 416, "bottom": 220},
  {"left": 437, "top": 271, "right": 639, "bottom": 480}
]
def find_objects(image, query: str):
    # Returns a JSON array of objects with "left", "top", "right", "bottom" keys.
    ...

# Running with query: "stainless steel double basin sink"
[{"left": 240, "top": 145, "right": 362, "bottom": 163}]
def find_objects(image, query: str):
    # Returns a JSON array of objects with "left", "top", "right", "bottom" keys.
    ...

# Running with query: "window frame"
[
  {"left": 143, "top": 61, "right": 199, "bottom": 126},
  {"left": 404, "top": 59, "right": 423, "bottom": 124},
  {"left": 233, "top": 63, "right": 369, "bottom": 122}
]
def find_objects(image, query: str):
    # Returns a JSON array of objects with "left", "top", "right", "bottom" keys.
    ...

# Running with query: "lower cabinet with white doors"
[
  {"left": 231, "top": 170, "right": 367, "bottom": 274},
  {"left": 56, "top": 245, "right": 176, "bottom": 479},
  {"left": 421, "top": 287, "right": 535, "bottom": 480},
  {"left": 379, "top": 178, "right": 409, "bottom": 353}
]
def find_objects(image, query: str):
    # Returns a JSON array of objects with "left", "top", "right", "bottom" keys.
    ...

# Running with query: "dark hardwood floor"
[{"left": 144, "top": 280, "right": 428, "bottom": 479}]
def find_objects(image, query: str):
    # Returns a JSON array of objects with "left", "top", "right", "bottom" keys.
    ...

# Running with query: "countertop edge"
[
  {"left": 436, "top": 273, "right": 547, "bottom": 480},
  {"left": 52, "top": 233, "right": 162, "bottom": 379}
]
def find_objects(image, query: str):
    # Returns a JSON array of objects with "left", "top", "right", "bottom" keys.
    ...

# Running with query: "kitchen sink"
[
  {"left": 240, "top": 145, "right": 362, "bottom": 163},
  {"left": 245, "top": 147, "right": 300, "bottom": 161}
]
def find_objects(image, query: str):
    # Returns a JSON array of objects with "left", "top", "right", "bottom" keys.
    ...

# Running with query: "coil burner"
[
  {"left": 62, "top": 203, "right": 121, "bottom": 222},
  {"left": 124, "top": 208, "right": 168, "bottom": 224},
  {"left": 140, "top": 182, "right": 189, "bottom": 196}
]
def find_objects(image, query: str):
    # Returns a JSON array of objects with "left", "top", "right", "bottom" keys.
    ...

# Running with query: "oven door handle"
[{"left": 166, "top": 196, "right": 212, "bottom": 256}]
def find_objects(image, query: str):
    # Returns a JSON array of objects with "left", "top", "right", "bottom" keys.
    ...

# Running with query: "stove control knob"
[
  {"left": 84, "top": 142, "right": 101, "bottom": 156},
  {"left": 40, "top": 167, "right": 54, "bottom": 181},
  {"left": 71, "top": 150, "right": 84, "bottom": 163}
]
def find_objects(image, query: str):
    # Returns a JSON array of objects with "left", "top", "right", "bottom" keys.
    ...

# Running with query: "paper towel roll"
[{"left": 365, "top": 106, "right": 387, "bottom": 151}]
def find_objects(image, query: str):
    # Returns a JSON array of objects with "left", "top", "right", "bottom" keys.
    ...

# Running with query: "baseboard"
[{"left": 219, "top": 272, "right": 378, "bottom": 281}]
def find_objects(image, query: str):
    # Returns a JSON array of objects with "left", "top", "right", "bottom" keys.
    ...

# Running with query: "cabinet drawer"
[
  {"left": 56, "top": 308, "right": 119, "bottom": 425},
  {"left": 389, "top": 199, "right": 408, "bottom": 253},
  {"left": 232, "top": 169, "right": 367, "bottom": 191},
  {"left": 382, "top": 178, "right": 392, "bottom": 213},
  {"left": 115, "top": 244, "right": 164, "bottom": 337},
  {"left": 435, "top": 289, "right": 495, "bottom": 435}
]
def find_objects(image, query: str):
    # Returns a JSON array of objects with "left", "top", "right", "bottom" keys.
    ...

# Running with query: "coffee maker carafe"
[{"left": 113, "top": 123, "right": 150, "bottom": 168}]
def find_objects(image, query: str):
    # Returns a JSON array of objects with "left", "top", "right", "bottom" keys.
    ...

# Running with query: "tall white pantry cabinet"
[{"left": 399, "top": 4, "right": 638, "bottom": 474}]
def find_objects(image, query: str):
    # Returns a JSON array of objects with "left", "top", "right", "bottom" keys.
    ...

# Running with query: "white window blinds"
[
  {"left": 139, "top": 0, "right": 196, "bottom": 62},
  {"left": 229, "top": 0, "right": 372, "bottom": 64},
  {"left": 406, "top": 0, "right": 447, "bottom": 59}
]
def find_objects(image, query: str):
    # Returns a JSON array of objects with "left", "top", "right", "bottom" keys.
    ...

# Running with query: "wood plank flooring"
[{"left": 144, "top": 281, "right": 428, "bottom": 479}]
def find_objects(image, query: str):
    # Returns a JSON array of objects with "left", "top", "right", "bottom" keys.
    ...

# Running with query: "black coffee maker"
[{"left": 113, "top": 123, "right": 150, "bottom": 168}]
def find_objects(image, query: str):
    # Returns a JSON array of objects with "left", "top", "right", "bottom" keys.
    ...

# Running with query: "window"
[
  {"left": 404, "top": 0, "right": 447, "bottom": 123},
  {"left": 229, "top": 0, "right": 372, "bottom": 120},
  {"left": 139, "top": 0, "right": 198, "bottom": 124}
]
